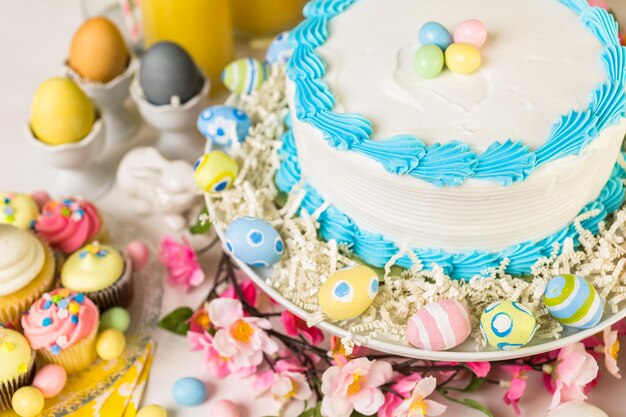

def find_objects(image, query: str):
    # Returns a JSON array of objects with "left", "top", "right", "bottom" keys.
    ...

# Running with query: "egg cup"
[
  {"left": 25, "top": 119, "right": 112, "bottom": 200},
  {"left": 66, "top": 60, "right": 140, "bottom": 147},
  {"left": 130, "top": 77, "right": 210, "bottom": 162}
]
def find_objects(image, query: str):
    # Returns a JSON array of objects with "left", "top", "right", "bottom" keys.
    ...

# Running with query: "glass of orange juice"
[{"left": 230, "top": 0, "right": 306, "bottom": 39}]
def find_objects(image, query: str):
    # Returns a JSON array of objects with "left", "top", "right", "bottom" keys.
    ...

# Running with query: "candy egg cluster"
[
  {"left": 318, "top": 265, "right": 379, "bottom": 321},
  {"left": 222, "top": 58, "right": 268, "bottom": 95},
  {"left": 193, "top": 151, "right": 239, "bottom": 193},
  {"left": 225, "top": 217, "right": 284, "bottom": 267},
  {"left": 407, "top": 299, "right": 471, "bottom": 351},
  {"left": 415, "top": 19, "right": 487, "bottom": 78},
  {"left": 197, "top": 105, "right": 252, "bottom": 148},
  {"left": 544, "top": 274, "right": 604, "bottom": 329},
  {"left": 480, "top": 301, "right": 536, "bottom": 351}
]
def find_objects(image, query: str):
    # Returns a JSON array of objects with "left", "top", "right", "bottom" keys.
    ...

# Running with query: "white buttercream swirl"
[{"left": 0, "top": 225, "right": 45, "bottom": 296}]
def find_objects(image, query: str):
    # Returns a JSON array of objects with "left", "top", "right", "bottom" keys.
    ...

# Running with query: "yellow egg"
[
  {"left": 193, "top": 151, "right": 239, "bottom": 192},
  {"left": 480, "top": 301, "right": 536, "bottom": 351},
  {"left": 319, "top": 265, "right": 379, "bottom": 321},
  {"left": 445, "top": 43, "right": 482, "bottom": 75},
  {"left": 137, "top": 405, "right": 168, "bottom": 417},
  {"left": 30, "top": 78, "right": 95, "bottom": 145},
  {"left": 69, "top": 17, "right": 129, "bottom": 83},
  {"left": 12, "top": 387, "right": 44, "bottom": 417},
  {"left": 96, "top": 329, "right": 126, "bottom": 360}
]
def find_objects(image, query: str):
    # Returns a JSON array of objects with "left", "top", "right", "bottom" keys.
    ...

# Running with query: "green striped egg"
[
  {"left": 543, "top": 274, "right": 604, "bottom": 329},
  {"left": 222, "top": 58, "right": 268, "bottom": 95}
]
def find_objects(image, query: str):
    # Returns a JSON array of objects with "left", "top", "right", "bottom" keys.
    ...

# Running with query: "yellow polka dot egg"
[
  {"left": 319, "top": 265, "right": 379, "bottom": 321},
  {"left": 193, "top": 151, "right": 239, "bottom": 193},
  {"left": 480, "top": 301, "right": 536, "bottom": 351}
]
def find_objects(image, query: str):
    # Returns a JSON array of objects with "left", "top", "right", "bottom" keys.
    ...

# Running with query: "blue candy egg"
[
  {"left": 225, "top": 217, "right": 284, "bottom": 267},
  {"left": 419, "top": 22, "right": 452, "bottom": 50},
  {"left": 172, "top": 377, "right": 207, "bottom": 406},
  {"left": 197, "top": 106, "right": 252, "bottom": 148},
  {"left": 265, "top": 31, "right": 296, "bottom": 65}
]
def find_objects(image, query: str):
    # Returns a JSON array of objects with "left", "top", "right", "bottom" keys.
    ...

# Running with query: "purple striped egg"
[{"left": 407, "top": 299, "right": 472, "bottom": 351}]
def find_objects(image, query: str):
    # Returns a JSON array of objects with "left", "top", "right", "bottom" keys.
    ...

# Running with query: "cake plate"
[{"left": 207, "top": 199, "right": 626, "bottom": 362}]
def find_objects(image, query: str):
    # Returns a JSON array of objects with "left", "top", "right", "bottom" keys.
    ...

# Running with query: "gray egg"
[{"left": 139, "top": 41, "right": 204, "bottom": 106}]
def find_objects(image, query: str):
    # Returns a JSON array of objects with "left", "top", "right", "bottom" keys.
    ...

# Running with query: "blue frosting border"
[
  {"left": 276, "top": 123, "right": 626, "bottom": 279},
  {"left": 287, "top": 0, "right": 626, "bottom": 187}
]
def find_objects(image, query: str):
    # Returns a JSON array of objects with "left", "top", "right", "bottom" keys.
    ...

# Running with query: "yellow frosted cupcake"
[
  {"left": 61, "top": 242, "right": 133, "bottom": 312},
  {"left": 0, "top": 224, "right": 55, "bottom": 328},
  {"left": 0, "top": 328, "right": 36, "bottom": 410},
  {"left": 0, "top": 193, "right": 39, "bottom": 231}
]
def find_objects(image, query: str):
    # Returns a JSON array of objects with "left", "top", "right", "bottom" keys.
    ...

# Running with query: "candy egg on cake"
[
  {"left": 543, "top": 274, "right": 604, "bottom": 329},
  {"left": 197, "top": 105, "right": 252, "bottom": 148},
  {"left": 418, "top": 21, "right": 452, "bottom": 50},
  {"left": 0, "top": 192, "right": 39, "bottom": 230},
  {"left": 222, "top": 58, "right": 268, "bottom": 95},
  {"left": 32, "top": 365, "right": 67, "bottom": 399},
  {"left": 454, "top": 19, "right": 488, "bottom": 48},
  {"left": 225, "top": 217, "right": 284, "bottom": 267},
  {"left": 193, "top": 151, "right": 239, "bottom": 192},
  {"left": 480, "top": 301, "right": 536, "bottom": 350},
  {"left": 406, "top": 299, "right": 472, "bottom": 351},
  {"left": 445, "top": 43, "right": 482, "bottom": 74},
  {"left": 266, "top": 31, "right": 296, "bottom": 65},
  {"left": 318, "top": 265, "right": 379, "bottom": 321}
]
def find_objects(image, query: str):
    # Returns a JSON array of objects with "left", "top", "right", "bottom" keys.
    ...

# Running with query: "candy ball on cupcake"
[
  {"left": 22, "top": 289, "right": 99, "bottom": 374},
  {"left": 0, "top": 224, "right": 55, "bottom": 328},
  {"left": 0, "top": 328, "right": 36, "bottom": 411},
  {"left": 0, "top": 193, "right": 39, "bottom": 231},
  {"left": 60, "top": 242, "right": 133, "bottom": 311}
]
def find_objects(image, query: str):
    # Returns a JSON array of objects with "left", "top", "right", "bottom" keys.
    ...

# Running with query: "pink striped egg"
[{"left": 407, "top": 299, "right": 472, "bottom": 351}]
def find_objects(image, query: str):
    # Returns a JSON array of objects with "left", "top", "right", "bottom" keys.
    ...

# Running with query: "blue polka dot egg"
[
  {"left": 480, "top": 301, "right": 536, "bottom": 351},
  {"left": 318, "top": 265, "right": 379, "bottom": 321},
  {"left": 197, "top": 105, "right": 252, "bottom": 148},
  {"left": 193, "top": 151, "right": 239, "bottom": 193},
  {"left": 265, "top": 31, "right": 296, "bottom": 65},
  {"left": 225, "top": 217, "right": 284, "bottom": 267},
  {"left": 544, "top": 274, "right": 604, "bottom": 329}
]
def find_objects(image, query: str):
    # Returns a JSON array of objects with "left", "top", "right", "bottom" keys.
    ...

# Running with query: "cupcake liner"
[
  {"left": 0, "top": 350, "right": 35, "bottom": 410},
  {"left": 84, "top": 254, "right": 134, "bottom": 312},
  {"left": 38, "top": 323, "right": 98, "bottom": 374},
  {"left": 0, "top": 239, "right": 55, "bottom": 329}
]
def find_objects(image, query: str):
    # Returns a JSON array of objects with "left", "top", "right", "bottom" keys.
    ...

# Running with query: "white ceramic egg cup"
[
  {"left": 66, "top": 60, "right": 140, "bottom": 147},
  {"left": 130, "top": 77, "right": 210, "bottom": 162},
  {"left": 25, "top": 120, "right": 112, "bottom": 200}
]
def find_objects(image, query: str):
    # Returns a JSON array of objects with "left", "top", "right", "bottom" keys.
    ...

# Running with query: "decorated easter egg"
[
  {"left": 419, "top": 22, "right": 452, "bottom": 50},
  {"left": 96, "top": 329, "right": 126, "bottom": 360},
  {"left": 193, "top": 151, "right": 239, "bottom": 193},
  {"left": 454, "top": 19, "right": 488, "bottom": 48},
  {"left": 225, "top": 217, "right": 284, "bottom": 267},
  {"left": 0, "top": 192, "right": 39, "bottom": 230},
  {"left": 445, "top": 43, "right": 482, "bottom": 74},
  {"left": 544, "top": 274, "right": 604, "bottom": 329},
  {"left": 137, "top": 405, "right": 168, "bottom": 417},
  {"left": 319, "top": 265, "right": 379, "bottom": 321},
  {"left": 480, "top": 301, "right": 536, "bottom": 351},
  {"left": 266, "top": 31, "right": 296, "bottom": 65},
  {"left": 139, "top": 42, "right": 204, "bottom": 106},
  {"left": 100, "top": 307, "right": 131, "bottom": 333},
  {"left": 545, "top": 401, "right": 608, "bottom": 417},
  {"left": 211, "top": 400, "right": 240, "bottom": 417},
  {"left": 413, "top": 44, "right": 445, "bottom": 79},
  {"left": 31, "top": 77, "right": 95, "bottom": 145},
  {"left": 12, "top": 387, "right": 44, "bottom": 417},
  {"left": 407, "top": 300, "right": 471, "bottom": 351},
  {"left": 197, "top": 106, "right": 252, "bottom": 148},
  {"left": 125, "top": 240, "right": 150, "bottom": 272},
  {"left": 32, "top": 364, "right": 67, "bottom": 398},
  {"left": 172, "top": 377, "right": 208, "bottom": 406},
  {"left": 222, "top": 58, "right": 268, "bottom": 95}
]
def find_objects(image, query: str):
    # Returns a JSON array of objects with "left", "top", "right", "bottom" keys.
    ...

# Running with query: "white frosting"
[
  {"left": 318, "top": 0, "right": 606, "bottom": 151},
  {"left": 0, "top": 225, "right": 45, "bottom": 296}
]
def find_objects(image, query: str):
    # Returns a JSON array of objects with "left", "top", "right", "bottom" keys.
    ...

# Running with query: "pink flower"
[
  {"left": 187, "top": 304, "right": 211, "bottom": 334},
  {"left": 210, "top": 298, "right": 279, "bottom": 373},
  {"left": 392, "top": 376, "right": 447, "bottom": 417},
  {"left": 501, "top": 365, "right": 531, "bottom": 415},
  {"left": 220, "top": 276, "right": 258, "bottom": 308},
  {"left": 329, "top": 336, "right": 366, "bottom": 366},
  {"left": 272, "top": 371, "right": 313, "bottom": 402},
  {"left": 159, "top": 236, "right": 205, "bottom": 292},
  {"left": 379, "top": 374, "right": 422, "bottom": 417},
  {"left": 187, "top": 331, "right": 231, "bottom": 378},
  {"left": 548, "top": 343, "right": 599, "bottom": 409},
  {"left": 281, "top": 310, "right": 324, "bottom": 345},
  {"left": 603, "top": 328, "right": 621, "bottom": 379},
  {"left": 587, "top": 0, "right": 609, "bottom": 9},
  {"left": 466, "top": 362, "right": 491, "bottom": 378},
  {"left": 320, "top": 357, "right": 392, "bottom": 417}
]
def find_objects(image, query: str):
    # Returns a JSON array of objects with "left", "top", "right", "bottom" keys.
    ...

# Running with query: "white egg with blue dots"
[
  {"left": 480, "top": 301, "right": 536, "bottom": 351},
  {"left": 197, "top": 105, "right": 252, "bottom": 148},
  {"left": 225, "top": 216, "right": 284, "bottom": 267},
  {"left": 319, "top": 265, "right": 379, "bottom": 321}
]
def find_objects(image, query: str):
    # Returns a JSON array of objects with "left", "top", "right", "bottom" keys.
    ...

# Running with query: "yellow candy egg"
[
  {"left": 96, "top": 329, "right": 126, "bottom": 360},
  {"left": 30, "top": 77, "right": 96, "bottom": 145},
  {"left": 193, "top": 151, "right": 239, "bottom": 192},
  {"left": 137, "top": 404, "right": 168, "bottom": 417},
  {"left": 0, "top": 193, "right": 39, "bottom": 230},
  {"left": 319, "top": 265, "right": 379, "bottom": 321},
  {"left": 12, "top": 387, "right": 44, "bottom": 417},
  {"left": 480, "top": 301, "right": 536, "bottom": 351},
  {"left": 445, "top": 43, "right": 482, "bottom": 75}
]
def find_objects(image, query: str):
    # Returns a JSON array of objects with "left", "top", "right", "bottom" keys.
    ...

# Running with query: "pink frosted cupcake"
[
  {"left": 34, "top": 197, "right": 105, "bottom": 255},
  {"left": 22, "top": 289, "right": 99, "bottom": 374}
]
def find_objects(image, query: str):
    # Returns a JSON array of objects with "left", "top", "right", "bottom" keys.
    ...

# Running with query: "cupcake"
[
  {"left": 0, "top": 193, "right": 39, "bottom": 231},
  {"left": 0, "top": 328, "right": 36, "bottom": 410},
  {"left": 34, "top": 197, "right": 105, "bottom": 255},
  {"left": 0, "top": 224, "right": 55, "bottom": 328},
  {"left": 60, "top": 242, "right": 133, "bottom": 311},
  {"left": 22, "top": 289, "right": 99, "bottom": 374}
]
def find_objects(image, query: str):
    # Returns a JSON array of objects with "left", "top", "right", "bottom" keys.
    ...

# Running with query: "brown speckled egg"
[{"left": 68, "top": 17, "right": 129, "bottom": 83}]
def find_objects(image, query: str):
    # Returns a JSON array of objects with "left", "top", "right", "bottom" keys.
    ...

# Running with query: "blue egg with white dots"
[
  {"left": 266, "top": 31, "right": 296, "bottom": 65},
  {"left": 225, "top": 216, "right": 284, "bottom": 267},
  {"left": 197, "top": 105, "right": 252, "bottom": 148},
  {"left": 419, "top": 22, "right": 452, "bottom": 50},
  {"left": 172, "top": 377, "right": 208, "bottom": 406}
]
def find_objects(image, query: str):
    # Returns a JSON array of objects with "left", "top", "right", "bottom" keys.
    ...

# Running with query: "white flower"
[
  {"left": 393, "top": 377, "right": 447, "bottom": 417},
  {"left": 208, "top": 117, "right": 238, "bottom": 146}
]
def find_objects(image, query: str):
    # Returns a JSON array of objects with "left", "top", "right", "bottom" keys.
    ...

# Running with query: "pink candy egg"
[
  {"left": 454, "top": 19, "right": 487, "bottom": 48},
  {"left": 30, "top": 190, "right": 50, "bottom": 209},
  {"left": 125, "top": 240, "right": 150, "bottom": 271},
  {"left": 407, "top": 299, "right": 472, "bottom": 351},
  {"left": 32, "top": 364, "right": 67, "bottom": 398},
  {"left": 211, "top": 400, "right": 240, "bottom": 417}
]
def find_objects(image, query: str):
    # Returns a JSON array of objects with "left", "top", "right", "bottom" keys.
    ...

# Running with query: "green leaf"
[
  {"left": 438, "top": 389, "right": 495, "bottom": 417},
  {"left": 298, "top": 402, "right": 323, "bottom": 417},
  {"left": 463, "top": 377, "right": 485, "bottom": 392},
  {"left": 189, "top": 206, "right": 212, "bottom": 235},
  {"left": 158, "top": 307, "right": 194, "bottom": 336}
]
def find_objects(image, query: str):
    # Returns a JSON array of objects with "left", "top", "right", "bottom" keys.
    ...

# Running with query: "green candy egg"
[
  {"left": 413, "top": 44, "right": 445, "bottom": 79},
  {"left": 100, "top": 307, "right": 131, "bottom": 333}
]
